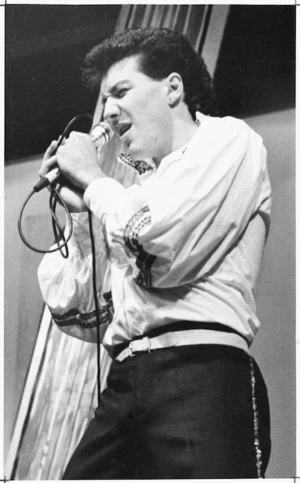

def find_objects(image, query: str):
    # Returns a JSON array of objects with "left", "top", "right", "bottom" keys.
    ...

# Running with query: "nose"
[{"left": 103, "top": 96, "right": 121, "bottom": 125}]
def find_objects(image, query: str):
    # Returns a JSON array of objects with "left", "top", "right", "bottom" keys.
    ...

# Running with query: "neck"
[
  {"left": 153, "top": 106, "right": 199, "bottom": 168},
  {"left": 169, "top": 101, "right": 199, "bottom": 153},
  {"left": 172, "top": 112, "right": 198, "bottom": 153}
]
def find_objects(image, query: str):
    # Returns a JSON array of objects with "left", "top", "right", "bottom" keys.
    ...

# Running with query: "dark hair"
[{"left": 83, "top": 27, "right": 216, "bottom": 118}]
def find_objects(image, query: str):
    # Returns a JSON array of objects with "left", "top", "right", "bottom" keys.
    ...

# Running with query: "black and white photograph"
[{"left": 3, "top": 1, "right": 296, "bottom": 479}]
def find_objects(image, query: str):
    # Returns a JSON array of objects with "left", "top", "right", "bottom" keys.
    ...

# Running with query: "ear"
[{"left": 166, "top": 72, "right": 184, "bottom": 107}]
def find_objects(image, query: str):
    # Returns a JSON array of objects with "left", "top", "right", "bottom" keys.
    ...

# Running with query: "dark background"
[
  {"left": 5, "top": 5, "right": 295, "bottom": 160},
  {"left": 5, "top": 5, "right": 122, "bottom": 161},
  {"left": 214, "top": 5, "right": 295, "bottom": 116}
]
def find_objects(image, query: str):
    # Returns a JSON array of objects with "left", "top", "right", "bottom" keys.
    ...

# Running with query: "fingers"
[
  {"left": 68, "top": 131, "right": 90, "bottom": 140},
  {"left": 56, "top": 131, "right": 93, "bottom": 157},
  {"left": 39, "top": 153, "right": 57, "bottom": 178},
  {"left": 65, "top": 131, "right": 94, "bottom": 149},
  {"left": 43, "top": 140, "right": 59, "bottom": 160},
  {"left": 39, "top": 131, "right": 97, "bottom": 186},
  {"left": 39, "top": 139, "right": 61, "bottom": 177}
]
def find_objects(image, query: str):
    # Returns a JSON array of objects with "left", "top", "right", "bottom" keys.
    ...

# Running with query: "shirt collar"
[
  {"left": 118, "top": 112, "right": 206, "bottom": 175},
  {"left": 118, "top": 152, "right": 155, "bottom": 175}
]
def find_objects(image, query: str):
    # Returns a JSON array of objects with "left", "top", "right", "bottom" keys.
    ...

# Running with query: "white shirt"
[{"left": 38, "top": 113, "right": 271, "bottom": 354}]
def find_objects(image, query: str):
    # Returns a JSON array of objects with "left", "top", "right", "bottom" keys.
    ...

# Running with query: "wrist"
[{"left": 77, "top": 167, "right": 107, "bottom": 191}]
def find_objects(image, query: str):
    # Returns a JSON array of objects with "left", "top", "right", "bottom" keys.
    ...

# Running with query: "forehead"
[{"left": 100, "top": 55, "right": 146, "bottom": 94}]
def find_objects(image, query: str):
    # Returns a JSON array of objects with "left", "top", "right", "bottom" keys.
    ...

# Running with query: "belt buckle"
[
  {"left": 144, "top": 336, "right": 152, "bottom": 353},
  {"left": 128, "top": 341, "right": 135, "bottom": 357},
  {"left": 128, "top": 336, "right": 152, "bottom": 357}
]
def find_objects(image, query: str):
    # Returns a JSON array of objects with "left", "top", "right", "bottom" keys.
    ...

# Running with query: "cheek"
[
  {"left": 154, "top": 107, "right": 172, "bottom": 136},
  {"left": 140, "top": 86, "right": 168, "bottom": 113},
  {"left": 130, "top": 91, "right": 171, "bottom": 141}
]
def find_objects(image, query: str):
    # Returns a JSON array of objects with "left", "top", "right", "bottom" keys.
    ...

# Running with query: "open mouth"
[{"left": 114, "top": 121, "right": 132, "bottom": 138}]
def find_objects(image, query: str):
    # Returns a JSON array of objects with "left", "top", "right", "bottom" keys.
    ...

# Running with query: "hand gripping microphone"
[{"left": 33, "top": 121, "right": 114, "bottom": 192}]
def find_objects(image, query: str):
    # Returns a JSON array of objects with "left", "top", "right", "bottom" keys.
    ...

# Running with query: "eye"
[{"left": 116, "top": 88, "right": 129, "bottom": 99}]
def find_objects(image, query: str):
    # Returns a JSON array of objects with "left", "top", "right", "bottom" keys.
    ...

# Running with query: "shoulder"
[
  {"left": 197, "top": 112, "right": 254, "bottom": 133},
  {"left": 195, "top": 113, "right": 257, "bottom": 152}
]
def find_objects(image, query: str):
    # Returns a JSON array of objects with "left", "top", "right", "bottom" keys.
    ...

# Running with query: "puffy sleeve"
[
  {"left": 84, "top": 115, "right": 271, "bottom": 290},
  {"left": 37, "top": 212, "right": 113, "bottom": 342}
]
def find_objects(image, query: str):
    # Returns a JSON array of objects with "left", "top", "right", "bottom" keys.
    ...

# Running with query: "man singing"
[{"left": 38, "top": 27, "right": 272, "bottom": 478}]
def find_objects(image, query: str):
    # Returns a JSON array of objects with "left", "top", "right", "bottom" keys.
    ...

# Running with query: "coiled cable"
[{"left": 17, "top": 114, "right": 93, "bottom": 257}]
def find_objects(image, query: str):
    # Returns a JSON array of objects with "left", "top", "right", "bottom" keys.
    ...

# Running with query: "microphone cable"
[
  {"left": 88, "top": 210, "right": 102, "bottom": 405},
  {"left": 18, "top": 112, "right": 106, "bottom": 405},
  {"left": 18, "top": 113, "right": 93, "bottom": 257}
]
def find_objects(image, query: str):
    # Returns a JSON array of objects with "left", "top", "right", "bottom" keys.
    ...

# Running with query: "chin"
[
  {"left": 124, "top": 138, "right": 157, "bottom": 161},
  {"left": 127, "top": 146, "right": 149, "bottom": 161}
]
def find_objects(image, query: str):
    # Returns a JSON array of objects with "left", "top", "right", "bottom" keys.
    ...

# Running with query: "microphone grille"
[{"left": 90, "top": 122, "right": 113, "bottom": 148}]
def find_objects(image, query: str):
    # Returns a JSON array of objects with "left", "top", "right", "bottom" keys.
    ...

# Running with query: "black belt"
[{"left": 111, "top": 321, "right": 249, "bottom": 359}]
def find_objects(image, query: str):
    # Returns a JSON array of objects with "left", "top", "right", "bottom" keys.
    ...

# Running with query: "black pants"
[{"left": 62, "top": 345, "right": 271, "bottom": 479}]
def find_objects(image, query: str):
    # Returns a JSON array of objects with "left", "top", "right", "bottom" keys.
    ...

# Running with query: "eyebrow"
[{"left": 101, "top": 80, "right": 130, "bottom": 105}]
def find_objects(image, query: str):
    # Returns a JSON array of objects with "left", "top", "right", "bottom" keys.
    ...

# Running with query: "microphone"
[{"left": 33, "top": 121, "right": 114, "bottom": 192}]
